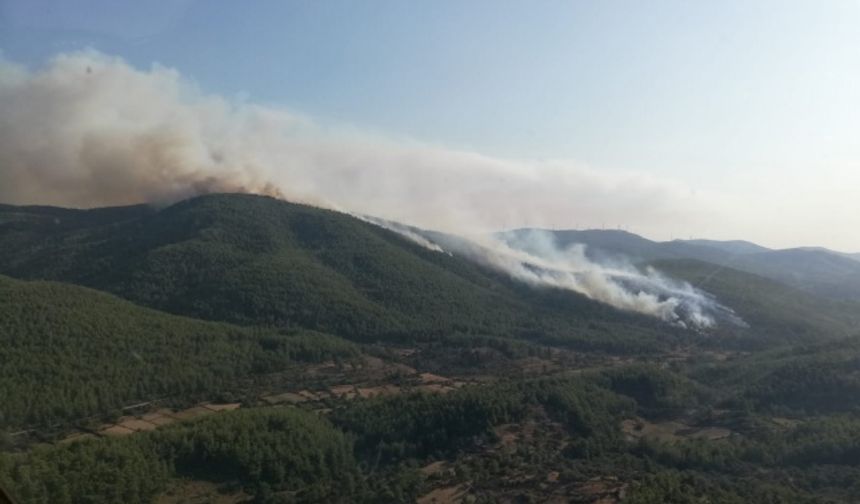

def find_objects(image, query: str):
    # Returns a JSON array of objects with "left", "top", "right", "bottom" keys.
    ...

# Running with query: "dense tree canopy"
[{"left": 0, "top": 274, "right": 357, "bottom": 429}]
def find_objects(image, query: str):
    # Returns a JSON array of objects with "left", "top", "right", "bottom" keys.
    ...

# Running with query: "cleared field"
[{"left": 417, "top": 483, "right": 469, "bottom": 504}]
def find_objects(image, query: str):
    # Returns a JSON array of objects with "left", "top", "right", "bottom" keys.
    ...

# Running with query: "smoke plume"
[
  {"left": 490, "top": 230, "right": 744, "bottom": 328},
  {"left": 0, "top": 50, "right": 734, "bottom": 327},
  {"left": 380, "top": 226, "right": 741, "bottom": 329}
]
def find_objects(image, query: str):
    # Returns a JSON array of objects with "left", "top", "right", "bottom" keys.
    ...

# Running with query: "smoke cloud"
[
  {"left": 0, "top": 50, "right": 734, "bottom": 327},
  {"left": 381, "top": 226, "right": 741, "bottom": 329},
  {"left": 490, "top": 230, "right": 744, "bottom": 328},
  {"left": 0, "top": 50, "right": 711, "bottom": 230}
]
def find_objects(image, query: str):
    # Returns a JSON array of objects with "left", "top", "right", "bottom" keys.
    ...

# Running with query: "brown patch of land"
[
  {"left": 329, "top": 384, "right": 358, "bottom": 398},
  {"left": 419, "top": 372, "right": 450, "bottom": 384},
  {"left": 261, "top": 392, "right": 307, "bottom": 405},
  {"left": 145, "top": 410, "right": 179, "bottom": 426},
  {"left": 116, "top": 417, "right": 158, "bottom": 432},
  {"left": 203, "top": 402, "right": 242, "bottom": 412},
  {"left": 574, "top": 477, "right": 627, "bottom": 503},
  {"left": 170, "top": 406, "right": 216, "bottom": 421},
  {"left": 100, "top": 424, "right": 135, "bottom": 437},
  {"left": 495, "top": 424, "right": 520, "bottom": 447},
  {"left": 421, "top": 460, "right": 448, "bottom": 476},
  {"left": 417, "top": 483, "right": 469, "bottom": 504},
  {"left": 59, "top": 404, "right": 245, "bottom": 444}
]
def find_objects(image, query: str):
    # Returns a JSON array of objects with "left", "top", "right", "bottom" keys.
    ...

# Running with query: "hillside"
[
  {"left": 651, "top": 259, "right": 860, "bottom": 344},
  {"left": 0, "top": 194, "right": 681, "bottom": 353},
  {"left": 0, "top": 274, "right": 357, "bottom": 429}
]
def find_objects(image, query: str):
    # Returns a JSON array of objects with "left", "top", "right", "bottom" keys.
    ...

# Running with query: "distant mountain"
[
  {"left": 501, "top": 228, "right": 860, "bottom": 301},
  {"left": 681, "top": 239, "right": 771, "bottom": 256},
  {"left": 798, "top": 246, "right": 860, "bottom": 263},
  {"left": 500, "top": 228, "right": 732, "bottom": 264},
  {"left": 733, "top": 248, "right": 860, "bottom": 300}
]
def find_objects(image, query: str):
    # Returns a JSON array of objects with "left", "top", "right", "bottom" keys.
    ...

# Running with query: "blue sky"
[{"left": 1, "top": 0, "right": 859, "bottom": 249}]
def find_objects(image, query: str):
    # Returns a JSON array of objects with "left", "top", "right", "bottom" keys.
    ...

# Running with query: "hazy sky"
[{"left": 1, "top": 0, "right": 859, "bottom": 250}]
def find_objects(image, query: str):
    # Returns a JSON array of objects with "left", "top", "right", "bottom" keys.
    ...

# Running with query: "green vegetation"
[
  {"left": 691, "top": 336, "right": 860, "bottom": 415},
  {"left": 5, "top": 359, "right": 860, "bottom": 502},
  {"left": 0, "top": 274, "right": 357, "bottom": 429},
  {"left": 0, "top": 408, "right": 358, "bottom": 504},
  {"left": 332, "top": 377, "right": 631, "bottom": 465},
  {"left": 599, "top": 365, "right": 710, "bottom": 419},
  {"left": 0, "top": 194, "right": 683, "bottom": 353},
  {"left": 0, "top": 377, "right": 634, "bottom": 503},
  {"left": 3, "top": 194, "right": 860, "bottom": 502}
]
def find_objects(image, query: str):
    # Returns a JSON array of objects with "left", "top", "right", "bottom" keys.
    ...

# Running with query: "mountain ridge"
[{"left": 0, "top": 193, "right": 680, "bottom": 353}]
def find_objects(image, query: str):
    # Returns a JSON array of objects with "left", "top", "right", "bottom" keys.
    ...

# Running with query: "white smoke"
[
  {"left": 355, "top": 215, "right": 447, "bottom": 254},
  {"left": 402, "top": 228, "right": 740, "bottom": 329},
  {"left": 0, "top": 50, "right": 734, "bottom": 327}
]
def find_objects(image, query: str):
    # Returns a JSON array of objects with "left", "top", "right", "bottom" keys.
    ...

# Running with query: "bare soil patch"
[
  {"left": 421, "top": 460, "right": 448, "bottom": 476},
  {"left": 117, "top": 418, "right": 158, "bottom": 432},
  {"left": 203, "top": 403, "right": 242, "bottom": 412},
  {"left": 100, "top": 424, "right": 135, "bottom": 437},
  {"left": 417, "top": 483, "right": 469, "bottom": 504},
  {"left": 171, "top": 406, "right": 216, "bottom": 421},
  {"left": 261, "top": 392, "right": 307, "bottom": 405}
]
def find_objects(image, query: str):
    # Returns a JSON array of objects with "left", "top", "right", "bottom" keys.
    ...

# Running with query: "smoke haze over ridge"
[
  {"left": 0, "top": 50, "right": 711, "bottom": 236},
  {"left": 0, "top": 50, "right": 739, "bottom": 327}
]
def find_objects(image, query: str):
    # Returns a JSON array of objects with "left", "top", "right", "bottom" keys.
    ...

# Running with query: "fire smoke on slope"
[
  {"left": 0, "top": 50, "right": 732, "bottom": 328},
  {"left": 386, "top": 226, "right": 743, "bottom": 329}
]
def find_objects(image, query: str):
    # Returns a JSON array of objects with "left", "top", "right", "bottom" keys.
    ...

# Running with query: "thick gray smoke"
[{"left": 0, "top": 50, "right": 734, "bottom": 328}]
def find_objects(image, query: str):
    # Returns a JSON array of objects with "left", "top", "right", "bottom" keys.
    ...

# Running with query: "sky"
[{"left": 1, "top": 0, "right": 859, "bottom": 250}]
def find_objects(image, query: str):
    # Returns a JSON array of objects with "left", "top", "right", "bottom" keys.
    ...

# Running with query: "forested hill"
[
  {"left": 0, "top": 194, "right": 674, "bottom": 352},
  {"left": 0, "top": 273, "right": 358, "bottom": 429},
  {"left": 5, "top": 196, "right": 860, "bottom": 503}
]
